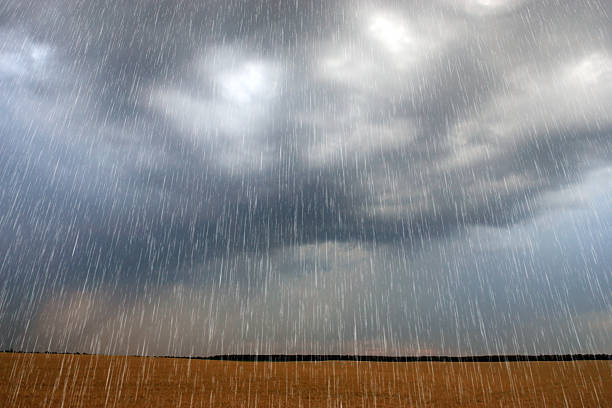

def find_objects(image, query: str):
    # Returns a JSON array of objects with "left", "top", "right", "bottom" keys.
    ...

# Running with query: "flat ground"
[{"left": 0, "top": 353, "right": 610, "bottom": 407}]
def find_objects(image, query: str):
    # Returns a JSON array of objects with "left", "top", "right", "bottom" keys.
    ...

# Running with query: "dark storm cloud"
[
  {"left": 1, "top": 0, "right": 611, "bottom": 270},
  {"left": 1, "top": 0, "right": 612, "bottom": 353}
]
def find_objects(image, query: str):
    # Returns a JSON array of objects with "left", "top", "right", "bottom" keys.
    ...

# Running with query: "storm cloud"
[{"left": 1, "top": 0, "right": 611, "bottom": 355}]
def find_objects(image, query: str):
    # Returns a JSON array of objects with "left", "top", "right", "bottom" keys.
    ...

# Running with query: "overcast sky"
[{"left": 1, "top": 0, "right": 611, "bottom": 356}]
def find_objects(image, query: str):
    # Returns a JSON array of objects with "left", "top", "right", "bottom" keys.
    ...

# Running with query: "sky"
[{"left": 0, "top": 0, "right": 611, "bottom": 356}]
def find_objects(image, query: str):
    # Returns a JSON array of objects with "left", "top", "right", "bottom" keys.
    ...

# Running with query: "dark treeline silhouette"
[
  {"left": 2, "top": 350, "right": 611, "bottom": 362},
  {"left": 203, "top": 354, "right": 612, "bottom": 362}
]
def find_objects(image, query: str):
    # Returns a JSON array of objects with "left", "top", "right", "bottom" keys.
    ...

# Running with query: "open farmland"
[{"left": 0, "top": 353, "right": 610, "bottom": 407}]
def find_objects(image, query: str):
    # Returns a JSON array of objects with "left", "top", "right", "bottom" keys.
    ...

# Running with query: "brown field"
[{"left": 0, "top": 353, "right": 610, "bottom": 407}]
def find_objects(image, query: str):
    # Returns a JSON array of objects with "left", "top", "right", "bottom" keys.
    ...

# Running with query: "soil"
[{"left": 1, "top": 353, "right": 610, "bottom": 407}]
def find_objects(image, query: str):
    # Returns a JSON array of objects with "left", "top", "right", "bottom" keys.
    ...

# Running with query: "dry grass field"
[{"left": 0, "top": 353, "right": 610, "bottom": 407}]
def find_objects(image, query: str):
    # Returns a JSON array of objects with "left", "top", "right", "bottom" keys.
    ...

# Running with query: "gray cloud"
[{"left": 1, "top": 0, "right": 611, "bottom": 354}]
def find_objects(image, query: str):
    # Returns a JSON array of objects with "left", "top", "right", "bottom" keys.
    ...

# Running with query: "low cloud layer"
[{"left": 1, "top": 0, "right": 611, "bottom": 355}]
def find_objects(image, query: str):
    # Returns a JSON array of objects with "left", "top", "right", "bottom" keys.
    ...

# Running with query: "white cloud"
[
  {"left": 149, "top": 48, "right": 282, "bottom": 170},
  {"left": 317, "top": 8, "right": 453, "bottom": 92},
  {"left": 445, "top": 52, "right": 612, "bottom": 171},
  {"left": 0, "top": 33, "right": 53, "bottom": 82},
  {"left": 446, "top": 0, "right": 532, "bottom": 16}
]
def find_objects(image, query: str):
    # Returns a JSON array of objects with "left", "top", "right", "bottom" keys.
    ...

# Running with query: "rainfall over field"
[{"left": 1, "top": 0, "right": 612, "bottom": 387}]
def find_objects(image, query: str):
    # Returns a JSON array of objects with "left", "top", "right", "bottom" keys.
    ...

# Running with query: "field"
[{"left": 1, "top": 353, "right": 610, "bottom": 407}]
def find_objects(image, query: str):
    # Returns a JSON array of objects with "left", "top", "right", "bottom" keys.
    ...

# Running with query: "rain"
[{"left": 0, "top": 0, "right": 611, "bottom": 406}]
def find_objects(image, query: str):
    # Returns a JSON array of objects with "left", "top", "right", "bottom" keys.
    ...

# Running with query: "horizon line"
[{"left": 2, "top": 351, "right": 611, "bottom": 362}]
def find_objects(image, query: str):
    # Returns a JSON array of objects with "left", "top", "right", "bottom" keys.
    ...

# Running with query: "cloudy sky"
[{"left": 1, "top": 0, "right": 611, "bottom": 356}]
